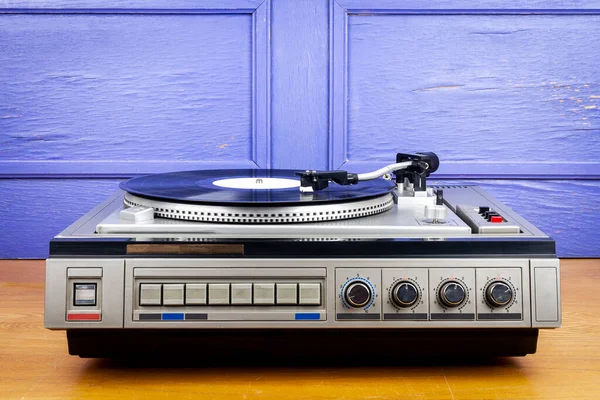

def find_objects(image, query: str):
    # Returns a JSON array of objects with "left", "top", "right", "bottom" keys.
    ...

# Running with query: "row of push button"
[
  {"left": 478, "top": 206, "right": 504, "bottom": 223},
  {"left": 139, "top": 283, "right": 321, "bottom": 306}
]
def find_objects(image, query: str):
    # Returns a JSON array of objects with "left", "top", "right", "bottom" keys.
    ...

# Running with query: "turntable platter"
[{"left": 119, "top": 169, "right": 396, "bottom": 223}]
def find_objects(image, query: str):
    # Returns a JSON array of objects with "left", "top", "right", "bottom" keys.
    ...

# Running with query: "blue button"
[
  {"left": 295, "top": 313, "right": 321, "bottom": 320},
  {"left": 162, "top": 313, "right": 184, "bottom": 320}
]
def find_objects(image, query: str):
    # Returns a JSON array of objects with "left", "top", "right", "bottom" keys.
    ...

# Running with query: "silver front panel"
[
  {"left": 45, "top": 258, "right": 560, "bottom": 329},
  {"left": 45, "top": 259, "right": 125, "bottom": 329}
]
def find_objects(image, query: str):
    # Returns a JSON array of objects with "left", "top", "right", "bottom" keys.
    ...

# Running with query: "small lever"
[{"left": 436, "top": 189, "right": 444, "bottom": 206}]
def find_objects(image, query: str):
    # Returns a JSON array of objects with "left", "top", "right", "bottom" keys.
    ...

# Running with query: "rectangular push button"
[
  {"left": 209, "top": 283, "right": 230, "bottom": 305},
  {"left": 73, "top": 283, "right": 97, "bottom": 306},
  {"left": 163, "top": 284, "right": 184, "bottom": 306},
  {"left": 140, "top": 283, "right": 162, "bottom": 306},
  {"left": 231, "top": 283, "right": 253, "bottom": 305},
  {"left": 254, "top": 283, "right": 275, "bottom": 305},
  {"left": 299, "top": 283, "right": 321, "bottom": 305},
  {"left": 276, "top": 283, "right": 297, "bottom": 305},
  {"left": 186, "top": 283, "right": 207, "bottom": 305}
]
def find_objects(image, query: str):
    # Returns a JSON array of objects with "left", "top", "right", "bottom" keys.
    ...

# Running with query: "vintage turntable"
[{"left": 45, "top": 152, "right": 560, "bottom": 359}]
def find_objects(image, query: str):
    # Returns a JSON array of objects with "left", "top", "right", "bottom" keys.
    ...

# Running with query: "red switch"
[{"left": 490, "top": 215, "right": 503, "bottom": 223}]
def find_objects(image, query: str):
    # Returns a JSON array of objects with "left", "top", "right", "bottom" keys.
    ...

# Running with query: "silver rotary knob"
[
  {"left": 391, "top": 282, "right": 419, "bottom": 308},
  {"left": 344, "top": 281, "right": 372, "bottom": 308},
  {"left": 439, "top": 281, "right": 466, "bottom": 307},
  {"left": 486, "top": 281, "right": 513, "bottom": 307}
]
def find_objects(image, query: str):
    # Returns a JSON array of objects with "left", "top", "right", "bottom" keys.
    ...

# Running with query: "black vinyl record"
[{"left": 119, "top": 169, "right": 395, "bottom": 205}]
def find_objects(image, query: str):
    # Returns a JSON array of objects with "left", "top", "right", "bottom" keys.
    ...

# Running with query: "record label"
[{"left": 213, "top": 177, "right": 300, "bottom": 190}]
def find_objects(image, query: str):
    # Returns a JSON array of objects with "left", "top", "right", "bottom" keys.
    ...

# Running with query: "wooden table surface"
[{"left": 1, "top": 259, "right": 599, "bottom": 400}]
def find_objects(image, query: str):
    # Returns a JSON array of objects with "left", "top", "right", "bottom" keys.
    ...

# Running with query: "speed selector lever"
[{"left": 425, "top": 189, "right": 447, "bottom": 223}]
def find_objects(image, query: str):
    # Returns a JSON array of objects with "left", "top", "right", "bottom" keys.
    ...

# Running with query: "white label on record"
[{"left": 212, "top": 177, "right": 300, "bottom": 190}]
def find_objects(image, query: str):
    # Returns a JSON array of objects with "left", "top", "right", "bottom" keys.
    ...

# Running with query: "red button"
[
  {"left": 67, "top": 313, "right": 101, "bottom": 321},
  {"left": 490, "top": 216, "right": 503, "bottom": 223}
]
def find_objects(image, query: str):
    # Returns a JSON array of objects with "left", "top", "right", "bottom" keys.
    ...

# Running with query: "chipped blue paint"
[{"left": 1, "top": 0, "right": 599, "bottom": 257}]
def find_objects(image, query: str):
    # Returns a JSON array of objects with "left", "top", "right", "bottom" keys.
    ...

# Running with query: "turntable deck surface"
[
  {"left": 95, "top": 194, "right": 471, "bottom": 236},
  {"left": 2, "top": 259, "right": 598, "bottom": 400}
]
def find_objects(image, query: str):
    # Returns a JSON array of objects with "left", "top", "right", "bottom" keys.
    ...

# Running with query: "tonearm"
[{"left": 295, "top": 152, "right": 439, "bottom": 192}]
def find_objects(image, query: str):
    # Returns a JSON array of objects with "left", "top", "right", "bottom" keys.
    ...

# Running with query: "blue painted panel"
[
  {"left": 0, "top": 14, "right": 254, "bottom": 171},
  {"left": 0, "top": 179, "right": 121, "bottom": 258},
  {"left": 270, "top": 0, "right": 330, "bottom": 169},
  {"left": 330, "top": 3, "right": 600, "bottom": 178},
  {"left": 0, "top": 178, "right": 597, "bottom": 258},
  {"left": 0, "top": 0, "right": 272, "bottom": 175},
  {"left": 345, "top": 14, "right": 600, "bottom": 173}
]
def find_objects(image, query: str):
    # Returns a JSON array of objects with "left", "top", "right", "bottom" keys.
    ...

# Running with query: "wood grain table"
[{"left": 1, "top": 259, "right": 599, "bottom": 400}]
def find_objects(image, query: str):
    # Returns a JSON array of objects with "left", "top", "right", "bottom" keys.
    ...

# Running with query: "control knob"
[
  {"left": 485, "top": 281, "right": 513, "bottom": 307},
  {"left": 344, "top": 281, "right": 372, "bottom": 308},
  {"left": 438, "top": 281, "right": 466, "bottom": 307},
  {"left": 391, "top": 282, "right": 419, "bottom": 308}
]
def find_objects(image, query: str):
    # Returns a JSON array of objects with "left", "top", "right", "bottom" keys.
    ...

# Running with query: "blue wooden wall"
[{"left": 1, "top": 0, "right": 599, "bottom": 258}]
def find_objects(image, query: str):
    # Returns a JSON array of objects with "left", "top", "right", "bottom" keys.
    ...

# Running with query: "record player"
[{"left": 44, "top": 152, "right": 561, "bottom": 359}]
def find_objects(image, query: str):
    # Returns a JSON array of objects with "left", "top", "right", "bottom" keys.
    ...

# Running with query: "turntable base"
[{"left": 43, "top": 158, "right": 561, "bottom": 358}]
